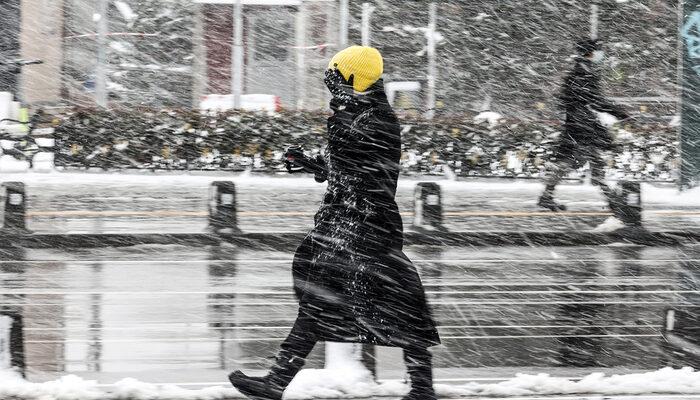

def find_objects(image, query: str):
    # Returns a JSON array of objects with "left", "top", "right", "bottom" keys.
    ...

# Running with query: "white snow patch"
[
  {"left": 0, "top": 367, "right": 699, "bottom": 399},
  {"left": 109, "top": 41, "right": 132, "bottom": 54},
  {"left": 34, "top": 138, "right": 55, "bottom": 147},
  {"left": 474, "top": 12, "right": 490, "bottom": 21},
  {"left": 592, "top": 216, "right": 626, "bottom": 233},
  {"left": 473, "top": 111, "right": 503, "bottom": 129},
  {"left": 0, "top": 155, "right": 29, "bottom": 172},
  {"left": 642, "top": 183, "right": 700, "bottom": 207},
  {"left": 596, "top": 111, "right": 619, "bottom": 128},
  {"left": 442, "top": 367, "right": 700, "bottom": 397},
  {"left": 114, "top": 0, "right": 138, "bottom": 21},
  {"left": 32, "top": 152, "right": 55, "bottom": 172}
]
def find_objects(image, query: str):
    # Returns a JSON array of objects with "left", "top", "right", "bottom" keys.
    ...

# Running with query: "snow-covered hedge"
[{"left": 51, "top": 108, "right": 679, "bottom": 181}]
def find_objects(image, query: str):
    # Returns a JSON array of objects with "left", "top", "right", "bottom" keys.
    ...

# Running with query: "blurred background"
[
  {"left": 0, "top": 1, "right": 699, "bottom": 395},
  {"left": 0, "top": 0, "right": 678, "bottom": 113},
  {"left": 0, "top": 0, "right": 686, "bottom": 180}
]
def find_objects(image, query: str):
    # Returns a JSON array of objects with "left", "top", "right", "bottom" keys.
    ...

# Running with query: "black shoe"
[
  {"left": 228, "top": 371, "right": 284, "bottom": 400},
  {"left": 538, "top": 195, "right": 567, "bottom": 212},
  {"left": 607, "top": 192, "right": 626, "bottom": 219},
  {"left": 403, "top": 348, "right": 437, "bottom": 400},
  {"left": 228, "top": 351, "right": 305, "bottom": 400}
]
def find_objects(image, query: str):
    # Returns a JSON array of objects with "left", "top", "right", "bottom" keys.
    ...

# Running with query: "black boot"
[
  {"left": 538, "top": 194, "right": 567, "bottom": 212},
  {"left": 228, "top": 351, "right": 305, "bottom": 400},
  {"left": 403, "top": 348, "right": 437, "bottom": 400}
]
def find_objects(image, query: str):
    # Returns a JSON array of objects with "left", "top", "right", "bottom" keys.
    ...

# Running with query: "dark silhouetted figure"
[
  {"left": 228, "top": 46, "right": 440, "bottom": 400},
  {"left": 539, "top": 39, "right": 630, "bottom": 212}
]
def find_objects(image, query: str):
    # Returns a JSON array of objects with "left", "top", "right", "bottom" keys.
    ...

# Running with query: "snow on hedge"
[{"left": 1, "top": 367, "right": 700, "bottom": 400}]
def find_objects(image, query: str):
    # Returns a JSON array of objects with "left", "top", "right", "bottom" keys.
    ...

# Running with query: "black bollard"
[
  {"left": 208, "top": 181, "right": 240, "bottom": 233},
  {"left": 413, "top": 182, "right": 445, "bottom": 231},
  {"left": 0, "top": 313, "right": 25, "bottom": 377},
  {"left": 2, "top": 182, "right": 30, "bottom": 233},
  {"left": 615, "top": 181, "right": 642, "bottom": 227}
]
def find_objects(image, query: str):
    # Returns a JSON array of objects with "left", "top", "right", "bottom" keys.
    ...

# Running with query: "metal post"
[
  {"left": 1, "top": 313, "right": 26, "bottom": 377},
  {"left": 95, "top": 0, "right": 108, "bottom": 108},
  {"left": 192, "top": 3, "right": 207, "bottom": 107},
  {"left": 590, "top": 3, "right": 599, "bottom": 40},
  {"left": 208, "top": 181, "right": 239, "bottom": 233},
  {"left": 2, "top": 182, "right": 30, "bottom": 233},
  {"left": 361, "top": 3, "right": 371, "bottom": 46},
  {"left": 616, "top": 181, "right": 642, "bottom": 227},
  {"left": 413, "top": 182, "right": 445, "bottom": 231},
  {"left": 679, "top": 0, "right": 700, "bottom": 189},
  {"left": 232, "top": 0, "right": 244, "bottom": 109},
  {"left": 425, "top": 2, "right": 437, "bottom": 120},
  {"left": 339, "top": 0, "right": 349, "bottom": 49},
  {"left": 295, "top": 2, "right": 307, "bottom": 110}
]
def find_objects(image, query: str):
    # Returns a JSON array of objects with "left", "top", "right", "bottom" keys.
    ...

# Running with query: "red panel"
[{"left": 203, "top": 4, "right": 233, "bottom": 94}]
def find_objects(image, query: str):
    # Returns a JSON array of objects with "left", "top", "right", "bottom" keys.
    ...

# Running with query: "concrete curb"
[{"left": 0, "top": 229, "right": 699, "bottom": 249}]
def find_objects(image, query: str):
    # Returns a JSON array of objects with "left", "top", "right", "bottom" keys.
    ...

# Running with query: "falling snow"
[{"left": 0, "top": 1, "right": 699, "bottom": 399}]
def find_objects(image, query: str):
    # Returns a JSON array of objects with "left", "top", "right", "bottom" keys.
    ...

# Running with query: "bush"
[{"left": 52, "top": 108, "right": 679, "bottom": 181}]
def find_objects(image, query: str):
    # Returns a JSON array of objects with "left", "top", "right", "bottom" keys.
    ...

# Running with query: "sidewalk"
[{"left": 2, "top": 171, "right": 699, "bottom": 235}]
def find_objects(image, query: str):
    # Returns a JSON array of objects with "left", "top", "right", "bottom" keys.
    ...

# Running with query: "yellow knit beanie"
[{"left": 328, "top": 46, "right": 384, "bottom": 92}]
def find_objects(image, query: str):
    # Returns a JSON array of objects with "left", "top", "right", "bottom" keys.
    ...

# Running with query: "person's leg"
[
  {"left": 589, "top": 154, "right": 611, "bottom": 195},
  {"left": 588, "top": 153, "right": 621, "bottom": 213},
  {"left": 402, "top": 346, "right": 436, "bottom": 400},
  {"left": 539, "top": 160, "right": 568, "bottom": 210},
  {"left": 229, "top": 312, "right": 317, "bottom": 400}
]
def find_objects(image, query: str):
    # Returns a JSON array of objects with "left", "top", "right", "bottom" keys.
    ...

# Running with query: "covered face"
[{"left": 324, "top": 68, "right": 356, "bottom": 105}]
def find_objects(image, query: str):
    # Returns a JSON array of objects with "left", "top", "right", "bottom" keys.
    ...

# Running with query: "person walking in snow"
[
  {"left": 538, "top": 39, "right": 630, "bottom": 212},
  {"left": 228, "top": 46, "right": 441, "bottom": 400}
]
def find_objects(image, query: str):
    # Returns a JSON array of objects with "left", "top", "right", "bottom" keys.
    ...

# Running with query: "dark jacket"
[
  {"left": 291, "top": 80, "right": 440, "bottom": 349},
  {"left": 558, "top": 59, "right": 629, "bottom": 155}
]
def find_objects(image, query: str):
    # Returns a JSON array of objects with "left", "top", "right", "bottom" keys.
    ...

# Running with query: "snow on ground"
[
  {"left": 1, "top": 367, "right": 699, "bottom": 400},
  {"left": 592, "top": 216, "right": 626, "bottom": 232}
]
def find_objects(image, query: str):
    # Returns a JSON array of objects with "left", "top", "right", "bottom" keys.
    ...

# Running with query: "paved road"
[
  {"left": 3, "top": 172, "right": 698, "bottom": 234},
  {"left": 0, "top": 243, "right": 697, "bottom": 385}
]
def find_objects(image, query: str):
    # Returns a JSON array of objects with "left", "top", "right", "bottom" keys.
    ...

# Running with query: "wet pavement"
[
  {"left": 0, "top": 243, "right": 697, "bottom": 385},
  {"left": 5, "top": 172, "right": 699, "bottom": 234}
]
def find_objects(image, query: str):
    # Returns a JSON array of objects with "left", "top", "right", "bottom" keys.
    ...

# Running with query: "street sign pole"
[{"left": 680, "top": 0, "right": 700, "bottom": 189}]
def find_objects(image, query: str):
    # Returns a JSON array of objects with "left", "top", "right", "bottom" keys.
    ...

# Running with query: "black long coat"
[
  {"left": 557, "top": 59, "right": 629, "bottom": 158},
  {"left": 291, "top": 81, "right": 440, "bottom": 349}
]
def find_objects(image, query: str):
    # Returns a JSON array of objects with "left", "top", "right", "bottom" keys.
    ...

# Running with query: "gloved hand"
[
  {"left": 284, "top": 146, "right": 308, "bottom": 173},
  {"left": 284, "top": 147, "right": 328, "bottom": 182},
  {"left": 313, "top": 154, "right": 328, "bottom": 183},
  {"left": 324, "top": 68, "right": 358, "bottom": 108}
]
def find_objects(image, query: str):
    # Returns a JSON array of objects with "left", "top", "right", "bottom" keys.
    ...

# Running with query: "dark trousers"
[{"left": 542, "top": 150, "right": 615, "bottom": 202}]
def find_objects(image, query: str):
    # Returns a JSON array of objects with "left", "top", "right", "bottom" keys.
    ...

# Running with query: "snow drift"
[{"left": 1, "top": 367, "right": 699, "bottom": 400}]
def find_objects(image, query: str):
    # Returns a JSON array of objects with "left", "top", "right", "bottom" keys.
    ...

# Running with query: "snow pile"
[
  {"left": 1, "top": 367, "right": 699, "bottom": 399},
  {"left": 592, "top": 216, "right": 626, "bottom": 233},
  {"left": 0, "top": 155, "right": 30, "bottom": 172},
  {"left": 0, "top": 370, "right": 104, "bottom": 400},
  {"left": 595, "top": 111, "right": 620, "bottom": 128},
  {"left": 473, "top": 111, "right": 503, "bottom": 129},
  {"left": 0, "top": 369, "right": 237, "bottom": 400},
  {"left": 438, "top": 367, "right": 700, "bottom": 397}
]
